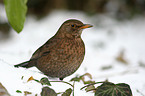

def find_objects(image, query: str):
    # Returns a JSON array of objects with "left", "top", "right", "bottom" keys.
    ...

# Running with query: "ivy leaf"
[
  {"left": 4, "top": 0, "right": 27, "bottom": 33},
  {"left": 41, "top": 87, "right": 57, "bottom": 96},
  {"left": 95, "top": 82, "right": 132, "bottom": 96},
  {"left": 40, "top": 77, "right": 51, "bottom": 86},
  {"left": 61, "top": 88, "right": 72, "bottom": 96}
]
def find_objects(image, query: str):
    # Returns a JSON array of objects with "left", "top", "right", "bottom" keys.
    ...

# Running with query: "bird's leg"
[{"left": 59, "top": 78, "right": 64, "bottom": 80}]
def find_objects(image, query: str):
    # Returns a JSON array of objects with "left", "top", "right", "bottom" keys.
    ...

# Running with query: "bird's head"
[{"left": 57, "top": 19, "right": 93, "bottom": 39}]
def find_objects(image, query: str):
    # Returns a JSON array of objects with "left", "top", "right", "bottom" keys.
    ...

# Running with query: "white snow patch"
[{"left": 0, "top": 10, "right": 145, "bottom": 96}]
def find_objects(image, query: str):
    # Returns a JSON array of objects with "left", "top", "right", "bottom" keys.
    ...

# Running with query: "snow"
[{"left": 0, "top": 10, "right": 145, "bottom": 96}]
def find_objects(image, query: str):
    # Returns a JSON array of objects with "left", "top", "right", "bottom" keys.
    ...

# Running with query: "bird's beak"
[{"left": 79, "top": 24, "right": 93, "bottom": 29}]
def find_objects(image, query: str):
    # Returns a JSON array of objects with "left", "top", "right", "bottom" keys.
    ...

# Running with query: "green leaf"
[
  {"left": 16, "top": 90, "right": 22, "bottom": 93},
  {"left": 40, "top": 77, "right": 51, "bottom": 86},
  {"left": 41, "top": 87, "right": 57, "bottom": 96},
  {"left": 95, "top": 82, "right": 132, "bottom": 96},
  {"left": 4, "top": 0, "right": 27, "bottom": 33},
  {"left": 61, "top": 88, "right": 72, "bottom": 96}
]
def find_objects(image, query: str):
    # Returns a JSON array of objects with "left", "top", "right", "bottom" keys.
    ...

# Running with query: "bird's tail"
[{"left": 14, "top": 61, "right": 31, "bottom": 68}]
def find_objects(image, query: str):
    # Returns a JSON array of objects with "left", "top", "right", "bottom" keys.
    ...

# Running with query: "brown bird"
[{"left": 14, "top": 19, "right": 93, "bottom": 80}]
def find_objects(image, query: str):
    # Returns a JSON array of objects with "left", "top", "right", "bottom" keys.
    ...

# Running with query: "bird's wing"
[{"left": 30, "top": 37, "right": 57, "bottom": 60}]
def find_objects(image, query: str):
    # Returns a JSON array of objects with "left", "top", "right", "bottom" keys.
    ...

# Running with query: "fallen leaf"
[
  {"left": 16, "top": 90, "right": 22, "bottom": 93},
  {"left": 101, "top": 65, "right": 113, "bottom": 70},
  {"left": 116, "top": 50, "right": 128, "bottom": 64},
  {"left": 27, "top": 76, "right": 34, "bottom": 82},
  {"left": 24, "top": 91, "right": 32, "bottom": 96},
  {"left": 21, "top": 76, "right": 24, "bottom": 80},
  {"left": 139, "top": 61, "right": 145, "bottom": 68}
]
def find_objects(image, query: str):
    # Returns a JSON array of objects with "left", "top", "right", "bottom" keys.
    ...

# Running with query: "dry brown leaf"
[
  {"left": 27, "top": 76, "right": 34, "bottom": 82},
  {"left": 81, "top": 76, "right": 85, "bottom": 83},
  {"left": 83, "top": 73, "right": 92, "bottom": 79},
  {"left": 82, "top": 73, "right": 95, "bottom": 84},
  {"left": 0, "top": 83, "right": 10, "bottom": 96},
  {"left": 24, "top": 91, "right": 32, "bottom": 96},
  {"left": 85, "top": 85, "right": 96, "bottom": 92},
  {"left": 116, "top": 50, "right": 128, "bottom": 64}
]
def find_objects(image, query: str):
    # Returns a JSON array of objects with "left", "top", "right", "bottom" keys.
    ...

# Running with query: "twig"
[
  {"left": 50, "top": 80, "right": 73, "bottom": 87},
  {"left": 50, "top": 80, "right": 75, "bottom": 96},
  {"left": 80, "top": 82, "right": 104, "bottom": 90},
  {"left": 137, "top": 89, "right": 145, "bottom": 96},
  {"left": 72, "top": 81, "right": 75, "bottom": 96}
]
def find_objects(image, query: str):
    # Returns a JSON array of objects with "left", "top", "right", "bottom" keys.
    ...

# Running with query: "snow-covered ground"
[{"left": 0, "top": 10, "right": 145, "bottom": 96}]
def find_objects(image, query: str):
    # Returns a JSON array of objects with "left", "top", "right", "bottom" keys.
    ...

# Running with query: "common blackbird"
[{"left": 14, "top": 19, "right": 93, "bottom": 80}]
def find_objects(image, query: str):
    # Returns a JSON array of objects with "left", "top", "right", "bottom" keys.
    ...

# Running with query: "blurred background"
[
  {"left": 0, "top": 0, "right": 145, "bottom": 95},
  {"left": 0, "top": 0, "right": 145, "bottom": 39}
]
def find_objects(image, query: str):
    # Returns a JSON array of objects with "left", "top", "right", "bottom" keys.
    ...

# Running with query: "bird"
[{"left": 14, "top": 19, "right": 93, "bottom": 80}]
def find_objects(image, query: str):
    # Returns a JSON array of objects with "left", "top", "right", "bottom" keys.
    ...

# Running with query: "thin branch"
[
  {"left": 50, "top": 80, "right": 73, "bottom": 87},
  {"left": 80, "top": 82, "right": 104, "bottom": 90},
  {"left": 137, "top": 89, "right": 145, "bottom": 96},
  {"left": 72, "top": 81, "right": 75, "bottom": 96}
]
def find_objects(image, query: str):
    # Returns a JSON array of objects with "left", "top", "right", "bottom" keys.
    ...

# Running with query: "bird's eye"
[{"left": 71, "top": 24, "right": 75, "bottom": 27}]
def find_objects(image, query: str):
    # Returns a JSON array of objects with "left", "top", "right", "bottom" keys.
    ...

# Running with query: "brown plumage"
[{"left": 14, "top": 19, "right": 93, "bottom": 80}]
